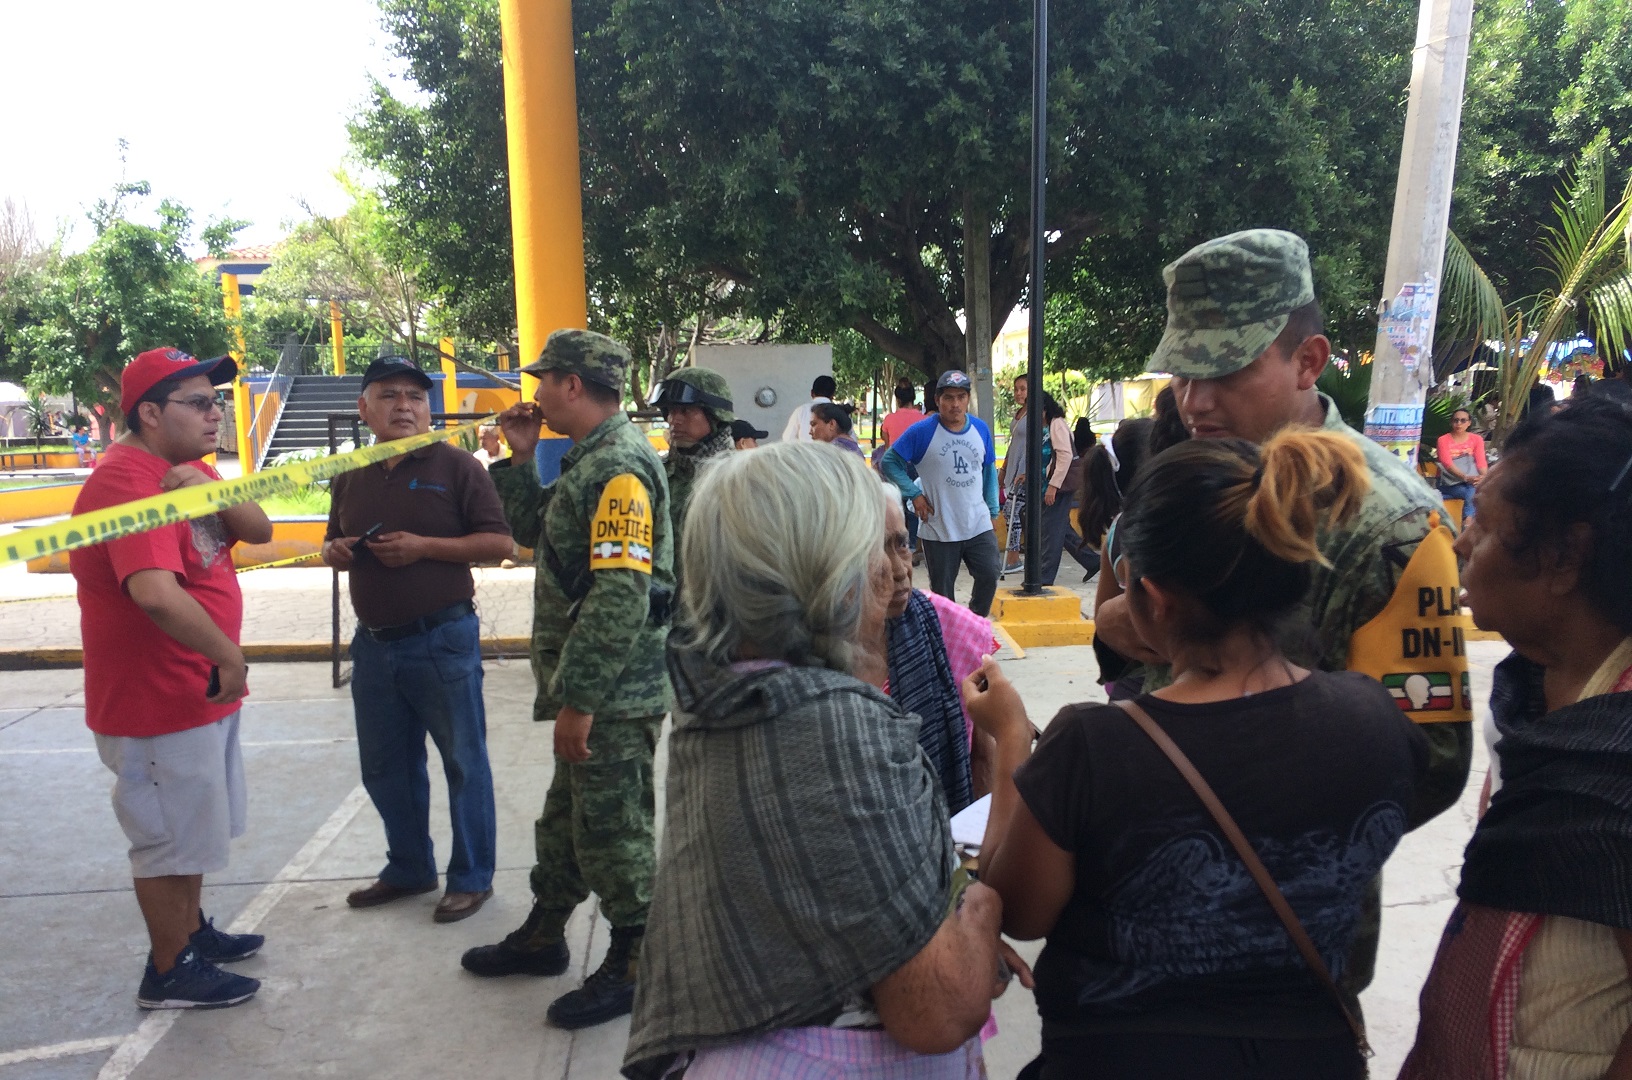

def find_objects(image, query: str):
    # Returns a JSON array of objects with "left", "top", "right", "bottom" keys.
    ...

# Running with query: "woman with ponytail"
[{"left": 964, "top": 430, "right": 1430, "bottom": 1080}]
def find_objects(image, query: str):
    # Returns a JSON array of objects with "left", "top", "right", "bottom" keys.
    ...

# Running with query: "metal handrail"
[{"left": 247, "top": 345, "right": 302, "bottom": 471}]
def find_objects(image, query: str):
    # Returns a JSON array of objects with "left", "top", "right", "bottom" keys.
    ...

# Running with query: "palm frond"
[
  {"left": 1439, "top": 230, "right": 1508, "bottom": 348},
  {"left": 1539, "top": 138, "right": 1609, "bottom": 287},
  {"left": 1586, "top": 271, "right": 1632, "bottom": 368}
]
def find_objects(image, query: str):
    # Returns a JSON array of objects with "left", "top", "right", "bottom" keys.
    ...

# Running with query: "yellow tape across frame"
[{"left": 0, "top": 417, "right": 496, "bottom": 569}]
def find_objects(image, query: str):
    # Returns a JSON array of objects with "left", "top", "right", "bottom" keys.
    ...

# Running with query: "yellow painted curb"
[
  {"left": 991, "top": 622, "right": 1027, "bottom": 659},
  {"left": 0, "top": 451, "right": 79, "bottom": 470},
  {"left": 990, "top": 586, "right": 1096, "bottom": 649},
  {"left": 0, "top": 637, "right": 534, "bottom": 671},
  {"left": 0, "top": 481, "right": 82, "bottom": 524}
]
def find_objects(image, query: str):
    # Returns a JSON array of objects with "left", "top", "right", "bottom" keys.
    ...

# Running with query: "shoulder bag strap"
[{"left": 1112, "top": 698, "right": 1372, "bottom": 1057}]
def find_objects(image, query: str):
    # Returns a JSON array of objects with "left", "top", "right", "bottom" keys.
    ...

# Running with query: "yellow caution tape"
[
  {"left": 235, "top": 551, "right": 326, "bottom": 572},
  {"left": 1, "top": 417, "right": 495, "bottom": 568}
]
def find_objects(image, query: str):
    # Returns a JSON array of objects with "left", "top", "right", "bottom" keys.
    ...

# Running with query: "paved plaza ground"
[{"left": 0, "top": 552, "right": 1498, "bottom": 1079}]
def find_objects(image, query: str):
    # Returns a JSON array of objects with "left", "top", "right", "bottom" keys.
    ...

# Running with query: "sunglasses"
[
  {"left": 1452, "top": 416, "right": 1471, "bottom": 424},
  {"left": 163, "top": 393, "right": 227, "bottom": 415}
]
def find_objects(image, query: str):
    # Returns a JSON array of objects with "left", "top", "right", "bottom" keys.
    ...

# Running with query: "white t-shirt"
[
  {"left": 781, "top": 397, "right": 832, "bottom": 443},
  {"left": 890, "top": 415, "right": 997, "bottom": 543}
]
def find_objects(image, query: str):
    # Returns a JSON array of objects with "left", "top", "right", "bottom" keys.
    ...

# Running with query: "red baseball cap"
[{"left": 120, "top": 348, "right": 238, "bottom": 415}]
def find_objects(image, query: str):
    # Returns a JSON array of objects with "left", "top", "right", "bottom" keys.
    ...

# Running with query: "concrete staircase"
[{"left": 263, "top": 375, "right": 367, "bottom": 460}]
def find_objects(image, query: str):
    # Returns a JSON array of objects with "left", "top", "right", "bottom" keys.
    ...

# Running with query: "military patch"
[
  {"left": 1382, "top": 672, "right": 1455, "bottom": 712},
  {"left": 589, "top": 474, "right": 654, "bottom": 574},
  {"left": 1347, "top": 523, "right": 1472, "bottom": 723}
]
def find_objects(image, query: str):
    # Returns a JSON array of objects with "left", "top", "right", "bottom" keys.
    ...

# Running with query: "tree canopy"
[
  {"left": 249, "top": 179, "right": 430, "bottom": 368},
  {"left": 575, "top": 0, "right": 1423, "bottom": 376},
  {"left": 15, "top": 181, "right": 239, "bottom": 440},
  {"left": 354, "top": 0, "right": 1420, "bottom": 381},
  {"left": 1453, "top": 0, "right": 1632, "bottom": 306},
  {"left": 349, "top": 0, "right": 1631, "bottom": 388},
  {"left": 350, "top": 0, "right": 515, "bottom": 343}
]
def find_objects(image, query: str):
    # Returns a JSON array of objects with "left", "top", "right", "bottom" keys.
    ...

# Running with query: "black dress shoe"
[{"left": 346, "top": 879, "right": 438, "bottom": 908}]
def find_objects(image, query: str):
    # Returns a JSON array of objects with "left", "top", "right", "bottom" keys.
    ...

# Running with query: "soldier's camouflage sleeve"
[
  {"left": 1316, "top": 507, "right": 1472, "bottom": 829},
  {"left": 488, "top": 459, "right": 546, "bottom": 549},
  {"left": 551, "top": 564, "right": 654, "bottom": 715},
  {"left": 549, "top": 469, "right": 659, "bottom": 716}
]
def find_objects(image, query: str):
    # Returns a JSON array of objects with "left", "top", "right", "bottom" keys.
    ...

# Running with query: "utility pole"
[{"left": 1364, "top": 0, "right": 1475, "bottom": 466}]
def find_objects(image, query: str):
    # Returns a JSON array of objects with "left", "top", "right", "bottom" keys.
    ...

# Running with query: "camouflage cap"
[
  {"left": 1147, "top": 229, "right": 1315, "bottom": 379},
  {"left": 653, "top": 367, "right": 735, "bottom": 424},
  {"left": 520, "top": 329, "right": 632, "bottom": 395}
]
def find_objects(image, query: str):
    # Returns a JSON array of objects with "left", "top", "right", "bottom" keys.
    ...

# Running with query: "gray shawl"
[{"left": 623, "top": 648, "right": 955, "bottom": 1079}]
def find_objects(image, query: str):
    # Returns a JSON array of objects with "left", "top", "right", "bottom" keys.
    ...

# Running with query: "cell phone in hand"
[
  {"left": 207, "top": 666, "right": 220, "bottom": 698},
  {"left": 351, "top": 523, "right": 384, "bottom": 561}
]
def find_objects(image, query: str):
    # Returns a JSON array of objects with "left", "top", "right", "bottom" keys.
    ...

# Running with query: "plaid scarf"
[
  {"left": 625, "top": 648, "right": 955, "bottom": 1079},
  {"left": 887, "top": 590, "right": 975, "bottom": 814},
  {"left": 667, "top": 423, "right": 736, "bottom": 481},
  {"left": 1459, "top": 649, "right": 1632, "bottom": 929}
]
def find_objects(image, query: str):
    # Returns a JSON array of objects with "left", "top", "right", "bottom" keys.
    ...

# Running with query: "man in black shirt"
[{"left": 322, "top": 357, "right": 514, "bottom": 923}]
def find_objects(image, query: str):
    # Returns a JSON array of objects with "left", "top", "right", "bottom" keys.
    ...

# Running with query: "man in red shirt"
[
  {"left": 880, "top": 382, "right": 929, "bottom": 559},
  {"left": 879, "top": 381, "right": 927, "bottom": 447},
  {"left": 71, "top": 347, "right": 273, "bottom": 1010}
]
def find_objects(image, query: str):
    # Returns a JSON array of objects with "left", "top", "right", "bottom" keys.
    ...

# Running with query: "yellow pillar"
[
  {"left": 221, "top": 273, "right": 246, "bottom": 361},
  {"left": 500, "top": 0, "right": 588, "bottom": 408},
  {"left": 439, "top": 336, "right": 459, "bottom": 417},
  {"left": 233, "top": 381, "right": 254, "bottom": 473},
  {"left": 497, "top": 344, "right": 511, "bottom": 372},
  {"left": 222, "top": 273, "right": 249, "bottom": 470},
  {"left": 330, "top": 301, "right": 346, "bottom": 376}
]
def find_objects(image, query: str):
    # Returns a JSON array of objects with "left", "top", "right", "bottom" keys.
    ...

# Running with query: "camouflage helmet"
[
  {"left": 652, "top": 367, "right": 735, "bottom": 424},
  {"left": 1146, "top": 229, "right": 1316, "bottom": 379},
  {"left": 520, "top": 329, "right": 632, "bottom": 395}
]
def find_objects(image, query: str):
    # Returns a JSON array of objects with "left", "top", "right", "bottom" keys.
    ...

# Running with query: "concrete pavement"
[{"left": 1, "top": 632, "right": 1497, "bottom": 1079}]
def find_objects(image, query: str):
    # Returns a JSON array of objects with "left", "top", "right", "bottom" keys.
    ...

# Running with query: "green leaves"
[
  {"left": 1442, "top": 138, "right": 1632, "bottom": 439},
  {"left": 350, "top": 0, "right": 513, "bottom": 342},
  {"left": 16, "top": 183, "right": 235, "bottom": 434}
]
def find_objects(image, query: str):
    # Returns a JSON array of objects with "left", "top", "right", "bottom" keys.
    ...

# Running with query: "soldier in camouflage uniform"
[
  {"left": 651, "top": 367, "right": 736, "bottom": 579},
  {"left": 460, "top": 330, "right": 674, "bottom": 1032},
  {"left": 1095, "top": 229, "right": 1473, "bottom": 1009}
]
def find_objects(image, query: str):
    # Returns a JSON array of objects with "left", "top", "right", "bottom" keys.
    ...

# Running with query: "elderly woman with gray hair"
[{"left": 623, "top": 442, "right": 1028, "bottom": 1080}]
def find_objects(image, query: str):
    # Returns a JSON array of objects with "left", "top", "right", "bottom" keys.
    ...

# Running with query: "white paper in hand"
[{"left": 950, "top": 792, "right": 992, "bottom": 852}]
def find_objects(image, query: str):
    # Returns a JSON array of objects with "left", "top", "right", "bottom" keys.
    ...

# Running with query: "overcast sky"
[{"left": 0, "top": 0, "right": 407, "bottom": 252}]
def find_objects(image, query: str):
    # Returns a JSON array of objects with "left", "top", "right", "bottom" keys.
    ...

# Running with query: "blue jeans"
[
  {"left": 350, "top": 612, "right": 496, "bottom": 893},
  {"left": 1440, "top": 481, "right": 1476, "bottom": 520}
]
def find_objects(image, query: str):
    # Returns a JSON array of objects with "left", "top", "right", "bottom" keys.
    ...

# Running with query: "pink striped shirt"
[{"left": 676, "top": 1028, "right": 985, "bottom": 1079}]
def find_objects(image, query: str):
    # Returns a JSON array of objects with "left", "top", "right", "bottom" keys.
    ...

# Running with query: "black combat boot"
[
  {"left": 545, "top": 924, "right": 643, "bottom": 1029},
  {"left": 460, "top": 900, "right": 570, "bottom": 977}
]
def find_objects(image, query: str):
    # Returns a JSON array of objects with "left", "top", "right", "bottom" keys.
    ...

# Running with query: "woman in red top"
[{"left": 1435, "top": 408, "right": 1487, "bottom": 519}]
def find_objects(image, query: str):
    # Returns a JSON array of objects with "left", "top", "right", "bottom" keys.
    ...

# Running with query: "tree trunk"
[{"left": 964, "top": 194, "right": 994, "bottom": 422}]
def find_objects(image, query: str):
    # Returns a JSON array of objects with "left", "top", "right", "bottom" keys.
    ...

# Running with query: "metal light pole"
[{"left": 1022, "top": 0, "right": 1048, "bottom": 596}]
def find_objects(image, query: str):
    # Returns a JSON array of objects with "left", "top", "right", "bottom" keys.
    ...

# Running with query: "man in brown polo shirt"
[{"left": 322, "top": 356, "right": 514, "bottom": 923}]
